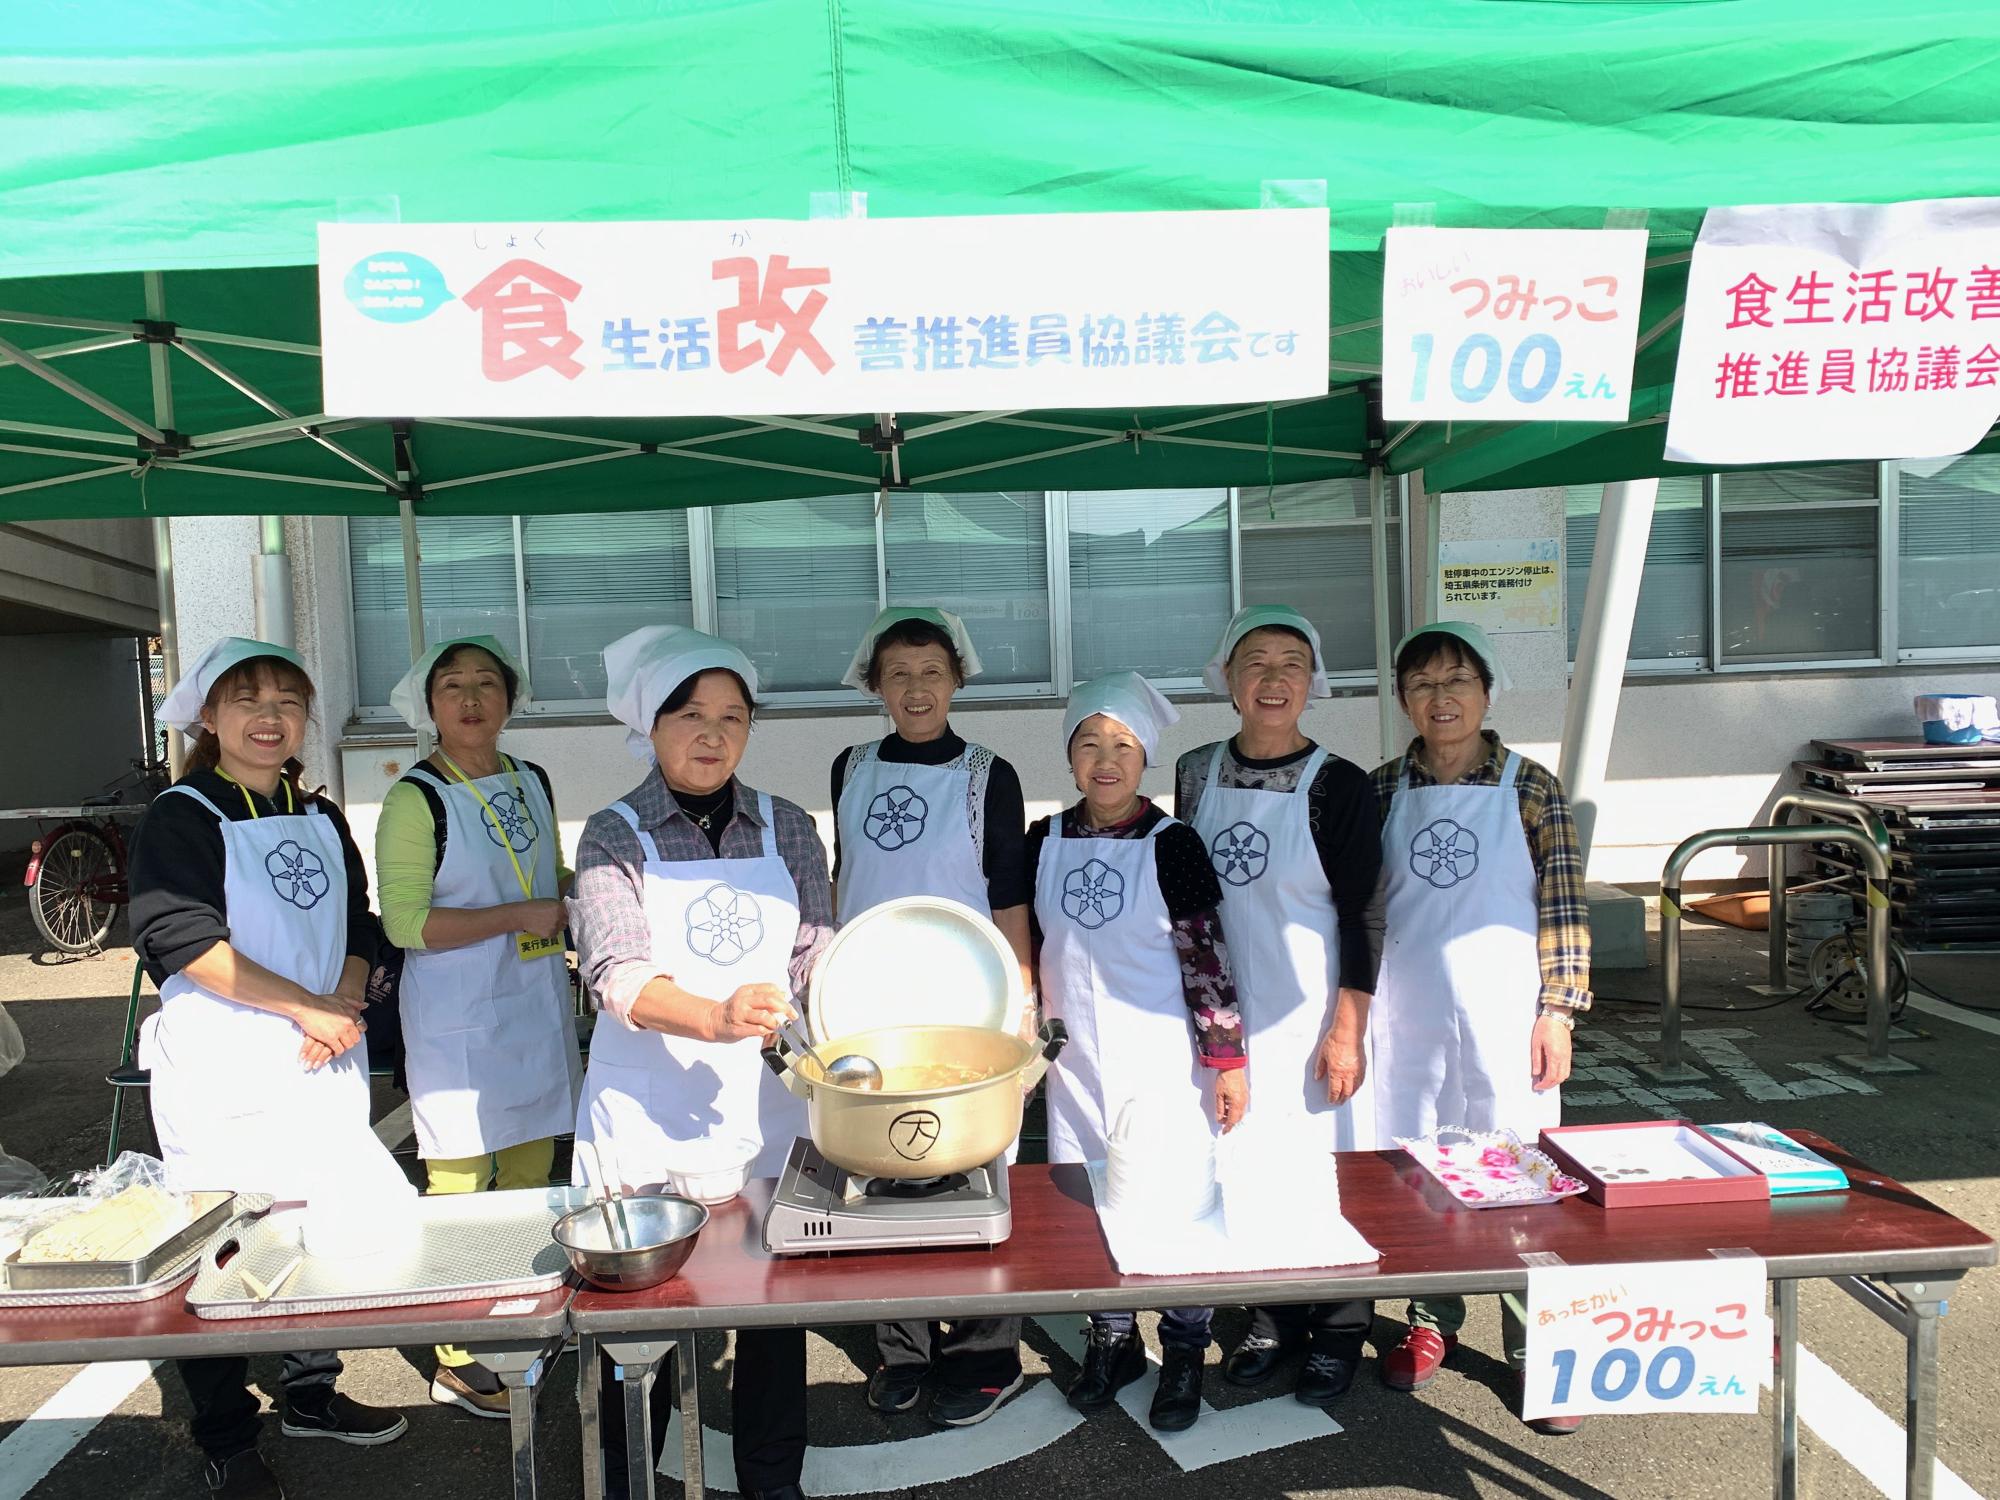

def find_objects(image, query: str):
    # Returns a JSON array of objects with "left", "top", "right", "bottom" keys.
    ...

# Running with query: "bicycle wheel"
[
  {"left": 1808, "top": 932, "right": 1910, "bottom": 1018},
  {"left": 30, "top": 827, "right": 120, "bottom": 954}
]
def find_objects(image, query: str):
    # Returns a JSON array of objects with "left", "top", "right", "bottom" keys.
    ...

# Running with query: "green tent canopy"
[{"left": 3, "top": 0, "right": 1998, "bottom": 520}]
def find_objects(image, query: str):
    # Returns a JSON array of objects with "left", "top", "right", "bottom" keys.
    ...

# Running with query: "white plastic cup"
[{"left": 660, "top": 1136, "right": 758, "bottom": 1205}]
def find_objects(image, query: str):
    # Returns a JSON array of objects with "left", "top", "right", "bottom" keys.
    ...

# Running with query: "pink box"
[{"left": 1538, "top": 1120, "right": 1770, "bottom": 1209}]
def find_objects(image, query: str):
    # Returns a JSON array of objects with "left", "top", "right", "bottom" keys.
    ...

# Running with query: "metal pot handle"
[
  {"left": 762, "top": 1034, "right": 812, "bottom": 1100},
  {"left": 1020, "top": 1018, "right": 1069, "bottom": 1091}
]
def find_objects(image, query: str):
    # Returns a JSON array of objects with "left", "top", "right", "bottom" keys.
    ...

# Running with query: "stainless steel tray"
[
  {"left": 186, "top": 1186, "right": 583, "bottom": 1320},
  {"left": 0, "top": 1191, "right": 261, "bottom": 1307}
]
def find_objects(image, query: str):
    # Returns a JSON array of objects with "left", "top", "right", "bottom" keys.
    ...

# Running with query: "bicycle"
[{"left": 20, "top": 759, "right": 170, "bottom": 955}]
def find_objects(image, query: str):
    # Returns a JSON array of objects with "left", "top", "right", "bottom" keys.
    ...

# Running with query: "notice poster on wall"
[{"left": 1438, "top": 538, "right": 1563, "bottom": 633}]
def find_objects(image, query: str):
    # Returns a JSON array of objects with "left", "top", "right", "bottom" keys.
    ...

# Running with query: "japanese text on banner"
[
  {"left": 1665, "top": 198, "right": 2000, "bottom": 464},
  {"left": 1522, "top": 1257, "right": 1771, "bottom": 1420},
  {"left": 1382, "top": 228, "right": 1648, "bottom": 422},
  {"left": 318, "top": 211, "right": 1330, "bottom": 419}
]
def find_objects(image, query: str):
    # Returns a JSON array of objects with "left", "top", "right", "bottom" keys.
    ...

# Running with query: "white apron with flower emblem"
[
  {"left": 1372, "top": 751, "right": 1556, "bottom": 1141},
  {"left": 140, "top": 784, "right": 371, "bottom": 1199},
  {"left": 834, "top": 740, "right": 987, "bottom": 922},
  {"left": 573, "top": 795, "right": 807, "bottom": 1186},
  {"left": 1034, "top": 818, "right": 1201, "bottom": 1164}
]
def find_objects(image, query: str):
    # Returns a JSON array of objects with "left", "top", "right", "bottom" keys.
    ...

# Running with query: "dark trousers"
[
  {"left": 1248, "top": 1299, "right": 1374, "bottom": 1358},
  {"left": 875, "top": 1316, "right": 1022, "bottom": 1387},
  {"left": 177, "top": 1350, "right": 341, "bottom": 1460},
  {"left": 599, "top": 1328, "right": 806, "bottom": 1492},
  {"left": 1093, "top": 1306, "right": 1214, "bottom": 1351}
]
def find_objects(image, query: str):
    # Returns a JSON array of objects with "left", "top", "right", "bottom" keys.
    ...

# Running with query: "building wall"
[{"left": 0, "top": 517, "right": 157, "bottom": 632}]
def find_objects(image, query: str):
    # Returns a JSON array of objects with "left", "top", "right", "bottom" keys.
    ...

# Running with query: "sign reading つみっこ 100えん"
[{"left": 317, "top": 211, "right": 1330, "bottom": 419}]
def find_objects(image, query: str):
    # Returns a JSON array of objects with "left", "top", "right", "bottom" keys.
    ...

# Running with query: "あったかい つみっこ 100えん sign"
[{"left": 316, "top": 211, "right": 1330, "bottom": 418}]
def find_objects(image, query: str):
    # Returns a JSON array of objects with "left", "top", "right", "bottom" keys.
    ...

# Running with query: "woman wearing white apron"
[
  {"left": 1174, "top": 605, "right": 1384, "bottom": 1409},
  {"left": 377, "top": 636, "right": 580, "bottom": 1417},
  {"left": 1032, "top": 673, "right": 1246, "bottom": 1434},
  {"left": 1368, "top": 622, "right": 1585, "bottom": 1436},
  {"left": 131, "top": 638, "right": 406, "bottom": 1500},
  {"left": 829, "top": 606, "right": 1036, "bottom": 1427},
  {"left": 570, "top": 626, "right": 834, "bottom": 1500}
]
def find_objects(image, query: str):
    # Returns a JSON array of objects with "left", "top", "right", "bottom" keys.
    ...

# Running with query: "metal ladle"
[{"left": 779, "top": 1017, "right": 882, "bottom": 1090}]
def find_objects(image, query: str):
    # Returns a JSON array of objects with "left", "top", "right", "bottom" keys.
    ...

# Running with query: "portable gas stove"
[{"left": 762, "top": 1137, "right": 1012, "bottom": 1254}]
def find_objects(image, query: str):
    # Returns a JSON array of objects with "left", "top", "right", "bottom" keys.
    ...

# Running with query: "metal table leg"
[
  {"left": 470, "top": 1339, "right": 562, "bottom": 1500},
  {"left": 577, "top": 1334, "right": 603, "bottom": 1500},
  {"left": 1887, "top": 1279, "right": 1949, "bottom": 1500},
  {"left": 677, "top": 1332, "right": 703, "bottom": 1500},
  {"left": 602, "top": 1338, "right": 672, "bottom": 1500},
  {"left": 1771, "top": 1279, "right": 1798, "bottom": 1500}
]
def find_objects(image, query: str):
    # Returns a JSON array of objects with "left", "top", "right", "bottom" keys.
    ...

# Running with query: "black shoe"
[
  {"left": 1223, "top": 1333, "right": 1294, "bottom": 1386},
  {"left": 203, "top": 1450, "right": 284, "bottom": 1500},
  {"left": 744, "top": 1487, "right": 807, "bottom": 1500},
  {"left": 867, "top": 1363, "right": 926, "bottom": 1414},
  {"left": 1294, "top": 1349, "right": 1360, "bottom": 1408},
  {"left": 279, "top": 1391, "right": 409, "bottom": 1446},
  {"left": 928, "top": 1372, "right": 1025, "bottom": 1426},
  {"left": 1067, "top": 1328, "right": 1147, "bottom": 1412},
  {"left": 1149, "top": 1346, "right": 1205, "bottom": 1432}
]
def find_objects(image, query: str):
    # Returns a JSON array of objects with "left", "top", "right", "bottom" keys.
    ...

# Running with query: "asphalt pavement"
[{"left": 0, "top": 887, "right": 1995, "bottom": 1500}]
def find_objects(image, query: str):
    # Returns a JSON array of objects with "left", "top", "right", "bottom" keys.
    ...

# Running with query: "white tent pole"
[
  {"left": 254, "top": 513, "right": 294, "bottom": 649},
  {"left": 1559, "top": 477, "right": 1658, "bottom": 868},
  {"left": 143, "top": 272, "right": 183, "bottom": 776},
  {"left": 0, "top": 331, "right": 165, "bottom": 442},
  {"left": 1369, "top": 464, "right": 1397, "bottom": 763}
]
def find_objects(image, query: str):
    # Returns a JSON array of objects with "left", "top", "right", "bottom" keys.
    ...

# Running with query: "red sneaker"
[
  {"left": 1517, "top": 1374, "right": 1584, "bottom": 1436},
  {"left": 1381, "top": 1327, "right": 1457, "bottom": 1391}
]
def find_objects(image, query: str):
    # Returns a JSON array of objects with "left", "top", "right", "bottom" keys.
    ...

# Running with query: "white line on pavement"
[
  {"left": 371, "top": 1100, "right": 413, "bottom": 1149},
  {"left": 1908, "top": 993, "right": 2000, "bottom": 1040},
  {"left": 0, "top": 1360, "right": 157, "bottom": 1500},
  {"left": 1767, "top": 1344, "right": 1985, "bottom": 1500}
]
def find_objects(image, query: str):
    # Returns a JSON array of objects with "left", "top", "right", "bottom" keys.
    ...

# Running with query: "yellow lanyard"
[
  {"left": 215, "top": 771, "right": 295, "bottom": 820},
  {"left": 437, "top": 753, "right": 539, "bottom": 901}
]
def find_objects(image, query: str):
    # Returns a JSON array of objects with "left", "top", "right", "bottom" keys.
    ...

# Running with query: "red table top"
[{"left": 570, "top": 1133, "right": 1994, "bottom": 1334}]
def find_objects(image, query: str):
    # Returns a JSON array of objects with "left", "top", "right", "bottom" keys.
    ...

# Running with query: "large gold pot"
[{"left": 767, "top": 1021, "right": 1067, "bottom": 1179}]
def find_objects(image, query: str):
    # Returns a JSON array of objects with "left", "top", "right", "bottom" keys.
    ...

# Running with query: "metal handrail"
[{"left": 1656, "top": 806, "right": 1895, "bottom": 1078}]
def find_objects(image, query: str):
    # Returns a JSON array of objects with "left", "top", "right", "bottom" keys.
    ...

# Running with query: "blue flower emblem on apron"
[
  {"left": 265, "top": 839, "right": 331, "bottom": 909},
  {"left": 685, "top": 882, "right": 765, "bottom": 966},
  {"left": 482, "top": 789, "right": 538, "bottom": 853},
  {"left": 863, "top": 784, "right": 929, "bottom": 851},
  {"left": 1060, "top": 858, "right": 1125, "bottom": 929},
  {"left": 1410, "top": 817, "right": 1480, "bottom": 889},
  {"left": 1209, "top": 821, "right": 1271, "bottom": 886}
]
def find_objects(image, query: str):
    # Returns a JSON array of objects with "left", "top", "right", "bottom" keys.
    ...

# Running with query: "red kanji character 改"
[
  {"left": 1725, "top": 273, "right": 1778, "bottom": 329},
  {"left": 1707, "top": 1303, "right": 1750, "bottom": 1340},
  {"left": 1845, "top": 269, "right": 1897, "bottom": 325},
  {"left": 461, "top": 259, "right": 585, "bottom": 382},
  {"left": 1630, "top": 1306, "right": 1676, "bottom": 1343},
  {"left": 1592, "top": 1310, "right": 1632, "bottom": 1341},
  {"left": 1492, "top": 276, "right": 1540, "bottom": 320},
  {"left": 1451, "top": 279, "right": 1492, "bottom": 317},
  {"left": 1868, "top": 346, "right": 1910, "bottom": 392},
  {"left": 1576, "top": 276, "right": 1619, "bottom": 322},
  {"left": 1967, "top": 344, "right": 2000, "bottom": 388},
  {"left": 1784, "top": 271, "right": 1835, "bottom": 325},
  {"left": 1715, "top": 352, "right": 1762, "bottom": 398},
  {"left": 1904, "top": 268, "right": 1958, "bottom": 322},
  {"left": 712, "top": 254, "right": 833, "bottom": 376},
  {"left": 1766, "top": 351, "right": 1810, "bottom": 396},
  {"left": 1916, "top": 346, "right": 1961, "bottom": 391},
  {"left": 1821, "top": 349, "right": 1857, "bottom": 393},
  {"left": 1968, "top": 267, "right": 2000, "bottom": 321}
]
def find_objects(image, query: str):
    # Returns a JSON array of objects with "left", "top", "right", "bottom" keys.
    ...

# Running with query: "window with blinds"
[
  {"left": 1239, "top": 479, "right": 1400, "bottom": 675},
  {"left": 712, "top": 494, "right": 880, "bottom": 692},
  {"left": 883, "top": 491, "right": 1051, "bottom": 687},
  {"left": 1564, "top": 478, "right": 1708, "bottom": 663},
  {"left": 1900, "top": 454, "right": 2000, "bottom": 654},
  {"left": 1717, "top": 465, "right": 1879, "bottom": 663},
  {"left": 1068, "top": 489, "right": 1232, "bottom": 681},
  {"left": 521, "top": 511, "right": 693, "bottom": 704},
  {"left": 348, "top": 515, "right": 520, "bottom": 708}
]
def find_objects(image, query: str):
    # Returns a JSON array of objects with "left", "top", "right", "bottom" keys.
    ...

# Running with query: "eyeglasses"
[{"left": 1402, "top": 671, "right": 1482, "bottom": 699}]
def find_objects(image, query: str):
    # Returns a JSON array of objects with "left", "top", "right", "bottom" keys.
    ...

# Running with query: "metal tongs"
[{"left": 579, "top": 1139, "right": 635, "bottom": 1250}]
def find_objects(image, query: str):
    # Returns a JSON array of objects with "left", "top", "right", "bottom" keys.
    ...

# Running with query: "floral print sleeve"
[{"left": 1173, "top": 907, "right": 1245, "bottom": 1069}]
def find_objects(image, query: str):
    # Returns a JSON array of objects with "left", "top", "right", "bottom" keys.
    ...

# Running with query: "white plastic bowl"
[{"left": 660, "top": 1137, "right": 758, "bottom": 1205}]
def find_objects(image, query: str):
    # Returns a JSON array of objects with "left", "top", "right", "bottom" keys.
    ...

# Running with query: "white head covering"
[
  {"left": 158, "top": 636, "right": 308, "bottom": 738},
  {"left": 1203, "top": 604, "right": 1331, "bottom": 700},
  {"left": 388, "top": 635, "right": 532, "bottom": 735},
  {"left": 841, "top": 606, "right": 984, "bottom": 696},
  {"left": 603, "top": 624, "right": 760, "bottom": 760},
  {"left": 1063, "top": 671, "right": 1180, "bottom": 767},
  {"left": 1394, "top": 620, "right": 1513, "bottom": 697}
]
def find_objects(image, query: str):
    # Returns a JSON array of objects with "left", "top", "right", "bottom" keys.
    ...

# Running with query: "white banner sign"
[
  {"left": 1665, "top": 198, "right": 2000, "bottom": 463},
  {"left": 1438, "top": 537, "right": 1562, "bottom": 633},
  {"left": 1382, "top": 227, "right": 1648, "bottom": 422},
  {"left": 1522, "top": 1257, "right": 1770, "bottom": 1421},
  {"left": 317, "top": 210, "right": 1329, "bottom": 418}
]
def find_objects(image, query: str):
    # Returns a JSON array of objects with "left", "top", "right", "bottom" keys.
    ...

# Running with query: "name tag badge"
[{"left": 516, "top": 932, "right": 563, "bottom": 962}]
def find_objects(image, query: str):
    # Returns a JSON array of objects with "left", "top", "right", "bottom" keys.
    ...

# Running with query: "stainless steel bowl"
[{"left": 551, "top": 1194, "right": 708, "bottom": 1292}]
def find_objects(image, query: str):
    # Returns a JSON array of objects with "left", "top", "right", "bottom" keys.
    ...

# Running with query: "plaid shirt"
[
  {"left": 570, "top": 766, "right": 835, "bottom": 1027},
  {"left": 1368, "top": 731, "right": 1592, "bottom": 1015}
]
